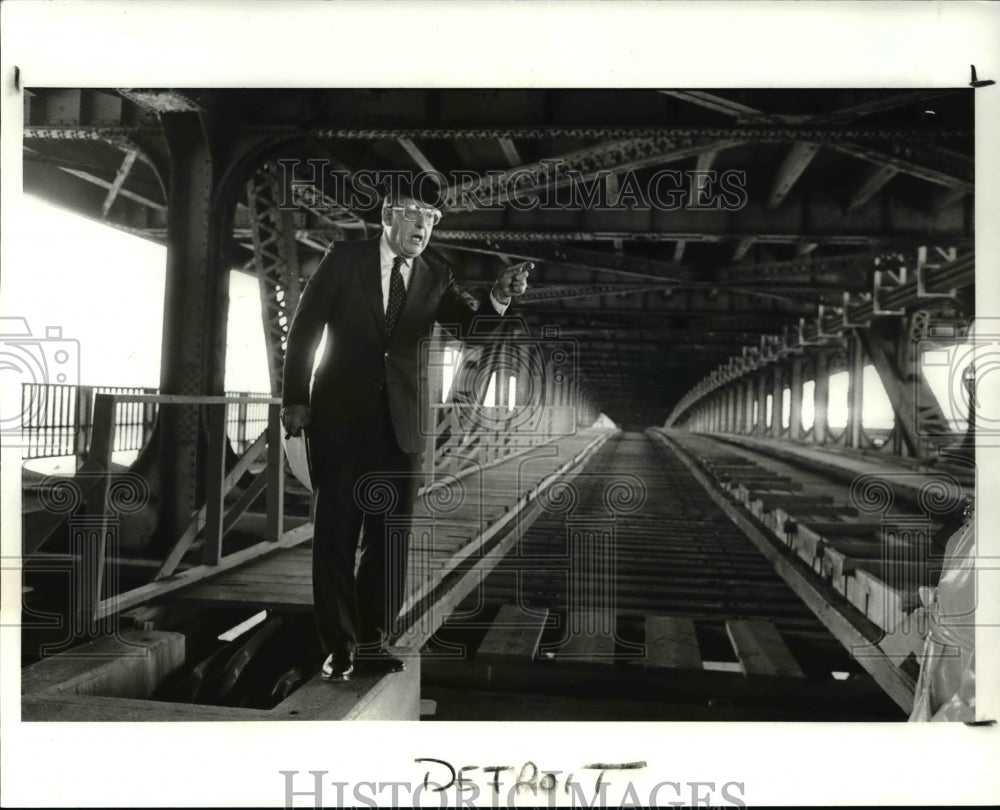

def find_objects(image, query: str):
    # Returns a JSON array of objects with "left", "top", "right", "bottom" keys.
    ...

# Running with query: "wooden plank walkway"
[{"left": 173, "top": 429, "right": 610, "bottom": 612}]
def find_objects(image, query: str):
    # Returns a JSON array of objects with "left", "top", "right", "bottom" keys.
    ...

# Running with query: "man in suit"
[{"left": 280, "top": 179, "right": 530, "bottom": 681}]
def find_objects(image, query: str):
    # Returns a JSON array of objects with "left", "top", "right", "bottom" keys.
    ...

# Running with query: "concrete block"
[
  {"left": 276, "top": 646, "right": 421, "bottom": 721},
  {"left": 22, "top": 630, "right": 185, "bottom": 700}
]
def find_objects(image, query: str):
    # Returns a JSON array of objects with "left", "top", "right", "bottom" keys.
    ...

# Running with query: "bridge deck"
[
  {"left": 421, "top": 430, "right": 944, "bottom": 720},
  {"left": 172, "top": 429, "right": 610, "bottom": 611}
]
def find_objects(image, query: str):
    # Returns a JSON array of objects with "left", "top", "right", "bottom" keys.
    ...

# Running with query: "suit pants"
[{"left": 307, "top": 396, "right": 423, "bottom": 655}]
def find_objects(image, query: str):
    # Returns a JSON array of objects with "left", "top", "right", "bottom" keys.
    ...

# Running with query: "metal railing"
[
  {"left": 424, "top": 402, "right": 579, "bottom": 484},
  {"left": 48, "top": 392, "right": 300, "bottom": 626},
  {"left": 20, "top": 383, "right": 271, "bottom": 460}
]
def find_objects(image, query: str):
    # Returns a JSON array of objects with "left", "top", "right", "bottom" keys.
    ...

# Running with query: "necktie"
[{"left": 385, "top": 255, "right": 407, "bottom": 335}]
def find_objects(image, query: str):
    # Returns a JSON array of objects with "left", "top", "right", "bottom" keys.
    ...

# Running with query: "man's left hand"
[{"left": 493, "top": 261, "right": 532, "bottom": 303}]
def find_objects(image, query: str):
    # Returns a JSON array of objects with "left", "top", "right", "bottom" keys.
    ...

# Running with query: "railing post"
[
  {"left": 74, "top": 385, "right": 95, "bottom": 469},
  {"left": 236, "top": 395, "right": 249, "bottom": 456},
  {"left": 79, "top": 393, "right": 116, "bottom": 625},
  {"left": 202, "top": 403, "right": 227, "bottom": 566},
  {"left": 141, "top": 387, "right": 157, "bottom": 450},
  {"left": 265, "top": 402, "right": 285, "bottom": 542}
]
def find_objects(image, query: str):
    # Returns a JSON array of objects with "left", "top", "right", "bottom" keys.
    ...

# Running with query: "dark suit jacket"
[{"left": 282, "top": 237, "right": 498, "bottom": 454}]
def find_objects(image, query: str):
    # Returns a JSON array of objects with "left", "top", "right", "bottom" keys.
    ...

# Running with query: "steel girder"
[
  {"left": 26, "top": 125, "right": 971, "bottom": 200},
  {"left": 152, "top": 113, "right": 230, "bottom": 549},
  {"left": 303, "top": 126, "right": 968, "bottom": 141},
  {"left": 26, "top": 124, "right": 971, "bottom": 140},
  {"left": 431, "top": 229, "right": 968, "bottom": 246},
  {"left": 246, "top": 167, "right": 304, "bottom": 395},
  {"left": 718, "top": 249, "right": 894, "bottom": 285},
  {"left": 858, "top": 318, "right": 953, "bottom": 457}
]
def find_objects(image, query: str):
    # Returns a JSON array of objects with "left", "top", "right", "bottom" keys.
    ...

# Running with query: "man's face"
[{"left": 382, "top": 195, "right": 441, "bottom": 259}]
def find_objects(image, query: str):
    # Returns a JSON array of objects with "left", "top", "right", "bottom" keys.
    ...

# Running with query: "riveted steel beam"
[
  {"left": 432, "top": 229, "right": 951, "bottom": 247},
  {"left": 767, "top": 142, "right": 821, "bottom": 209},
  {"left": 100, "top": 149, "right": 138, "bottom": 218},
  {"left": 51, "top": 164, "right": 167, "bottom": 212},
  {"left": 246, "top": 167, "right": 304, "bottom": 395},
  {"left": 398, "top": 137, "right": 438, "bottom": 174},
  {"left": 304, "top": 126, "right": 970, "bottom": 141},
  {"left": 155, "top": 112, "right": 230, "bottom": 552},
  {"left": 658, "top": 91, "right": 972, "bottom": 190},
  {"left": 658, "top": 90, "right": 783, "bottom": 123},
  {"left": 118, "top": 89, "right": 203, "bottom": 114},
  {"left": 806, "top": 89, "right": 964, "bottom": 124},
  {"left": 718, "top": 249, "right": 885, "bottom": 286},
  {"left": 442, "top": 133, "right": 745, "bottom": 211},
  {"left": 665, "top": 88, "right": 964, "bottom": 126},
  {"left": 518, "top": 282, "right": 673, "bottom": 304},
  {"left": 497, "top": 137, "right": 521, "bottom": 166},
  {"left": 847, "top": 164, "right": 900, "bottom": 211},
  {"left": 25, "top": 123, "right": 972, "bottom": 144},
  {"left": 732, "top": 236, "right": 756, "bottom": 262},
  {"left": 829, "top": 141, "right": 973, "bottom": 191},
  {"left": 24, "top": 125, "right": 162, "bottom": 151}
]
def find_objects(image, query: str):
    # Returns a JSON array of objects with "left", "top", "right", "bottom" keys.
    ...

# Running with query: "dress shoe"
[
  {"left": 321, "top": 649, "right": 354, "bottom": 681},
  {"left": 356, "top": 648, "right": 406, "bottom": 673}
]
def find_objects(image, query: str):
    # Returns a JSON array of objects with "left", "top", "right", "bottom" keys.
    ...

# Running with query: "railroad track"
[{"left": 421, "top": 431, "right": 907, "bottom": 721}]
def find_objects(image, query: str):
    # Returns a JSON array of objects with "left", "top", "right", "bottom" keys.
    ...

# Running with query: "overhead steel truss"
[{"left": 665, "top": 249, "right": 974, "bottom": 427}]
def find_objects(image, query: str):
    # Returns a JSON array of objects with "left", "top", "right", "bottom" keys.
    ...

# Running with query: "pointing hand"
[{"left": 493, "top": 261, "right": 532, "bottom": 302}]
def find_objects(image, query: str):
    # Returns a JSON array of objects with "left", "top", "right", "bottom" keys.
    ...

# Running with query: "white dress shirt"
[{"left": 379, "top": 231, "right": 508, "bottom": 316}]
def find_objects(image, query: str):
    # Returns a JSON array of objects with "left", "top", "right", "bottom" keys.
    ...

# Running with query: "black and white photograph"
[{"left": 2, "top": 2, "right": 998, "bottom": 807}]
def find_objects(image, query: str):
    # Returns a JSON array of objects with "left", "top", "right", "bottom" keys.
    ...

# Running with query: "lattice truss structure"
[
  {"left": 21, "top": 87, "right": 976, "bottom": 433},
  {"left": 244, "top": 167, "right": 303, "bottom": 395}
]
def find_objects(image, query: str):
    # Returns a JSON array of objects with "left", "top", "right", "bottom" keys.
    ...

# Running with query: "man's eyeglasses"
[{"left": 388, "top": 204, "right": 442, "bottom": 227}]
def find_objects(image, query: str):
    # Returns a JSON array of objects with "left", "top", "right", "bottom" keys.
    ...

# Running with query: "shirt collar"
[{"left": 379, "top": 231, "right": 411, "bottom": 270}]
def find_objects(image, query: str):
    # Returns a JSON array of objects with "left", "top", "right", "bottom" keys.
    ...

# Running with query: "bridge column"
[
  {"left": 812, "top": 348, "right": 831, "bottom": 444},
  {"left": 858, "top": 315, "right": 953, "bottom": 459},
  {"left": 153, "top": 112, "right": 232, "bottom": 550},
  {"left": 743, "top": 376, "right": 755, "bottom": 434},
  {"left": 726, "top": 385, "right": 737, "bottom": 433},
  {"left": 845, "top": 330, "right": 865, "bottom": 449},
  {"left": 734, "top": 381, "right": 745, "bottom": 433},
  {"left": 789, "top": 354, "right": 803, "bottom": 441},
  {"left": 770, "top": 364, "right": 784, "bottom": 438},
  {"left": 755, "top": 371, "right": 768, "bottom": 435}
]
